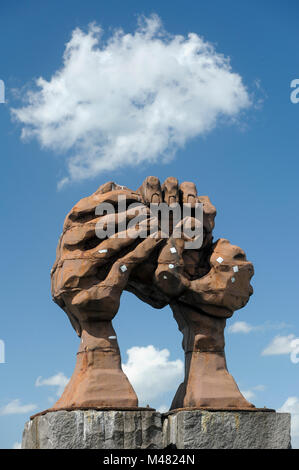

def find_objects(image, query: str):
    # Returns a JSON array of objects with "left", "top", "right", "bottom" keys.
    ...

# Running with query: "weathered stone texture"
[
  {"left": 163, "top": 410, "right": 291, "bottom": 449},
  {"left": 22, "top": 410, "right": 291, "bottom": 449},
  {"left": 22, "top": 410, "right": 162, "bottom": 449}
]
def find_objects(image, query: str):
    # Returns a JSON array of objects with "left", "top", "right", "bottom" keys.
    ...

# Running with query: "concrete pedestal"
[
  {"left": 163, "top": 410, "right": 291, "bottom": 449},
  {"left": 22, "top": 410, "right": 163, "bottom": 449},
  {"left": 22, "top": 409, "right": 291, "bottom": 449}
]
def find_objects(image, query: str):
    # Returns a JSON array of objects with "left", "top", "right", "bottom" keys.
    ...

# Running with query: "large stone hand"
[
  {"left": 51, "top": 182, "right": 164, "bottom": 410},
  {"left": 152, "top": 185, "right": 255, "bottom": 410}
]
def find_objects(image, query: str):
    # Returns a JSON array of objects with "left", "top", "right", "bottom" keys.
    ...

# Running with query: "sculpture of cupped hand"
[{"left": 50, "top": 176, "right": 254, "bottom": 411}]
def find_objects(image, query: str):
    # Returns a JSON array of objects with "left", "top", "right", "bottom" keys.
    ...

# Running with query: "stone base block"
[
  {"left": 22, "top": 410, "right": 162, "bottom": 449},
  {"left": 163, "top": 410, "right": 291, "bottom": 449},
  {"left": 22, "top": 409, "right": 291, "bottom": 449}
]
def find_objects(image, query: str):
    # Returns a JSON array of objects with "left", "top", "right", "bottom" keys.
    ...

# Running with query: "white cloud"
[
  {"left": 12, "top": 15, "right": 250, "bottom": 186},
  {"left": 228, "top": 321, "right": 254, "bottom": 334},
  {"left": 157, "top": 405, "right": 169, "bottom": 413},
  {"left": 35, "top": 372, "right": 69, "bottom": 396},
  {"left": 240, "top": 389, "right": 255, "bottom": 401},
  {"left": 261, "top": 334, "right": 298, "bottom": 356},
  {"left": 240, "top": 384, "right": 265, "bottom": 402},
  {"left": 0, "top": 399, "right": 37, "bottom": 416},
  {"left": 12, "top": 442, "right": 21, "bottom": 449},
  {"left": 228, "top": 321, "right": 292, "bottom": 334},
  {"left": 252, "top": 384, "right": 266, "bottom": 392},
  {"left": 278, "top": 397, "right": 299, "bottom": 449},
  {"left": 122, "top": 345, "right": 183, "bottom": 405}
]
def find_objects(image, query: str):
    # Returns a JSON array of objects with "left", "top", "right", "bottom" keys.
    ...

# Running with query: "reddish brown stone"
[{"left": 50, "top": 177, "right": 254, "bottom": 411}]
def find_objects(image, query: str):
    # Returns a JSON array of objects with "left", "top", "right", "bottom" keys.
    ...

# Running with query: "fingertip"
[
  {"left": 179, "top": 181, "right": 198, "bottom": 205},
  {"left": 138, "top": 176, "right": 162, "bottom": 204},
  {"left": 162, "top": 177, "right": 179, "bottom": 205}
]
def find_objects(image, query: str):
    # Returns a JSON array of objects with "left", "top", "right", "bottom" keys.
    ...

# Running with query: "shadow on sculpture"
[{"left": 47, "top": 176, "right": 256, "bottom": 413}]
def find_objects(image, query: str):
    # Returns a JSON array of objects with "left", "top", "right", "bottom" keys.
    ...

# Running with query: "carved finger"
[
  {"left": 154, "top": 236, "right": 189, "bottom": 297},
  {"left": 64, "top": 188, "right": 141, "bottom": 230},
  {"left": 198, "top": 195, "right": 216, "bottom": 233},
  {"left": 179, "top": 181, "right": 197, "bottom": 205},
  {"left": 137, "top": 176, "right": 162, "bottom": 204},
  {"left": 180, "top": 238, "right": 254, "bottom": 318},
  {"left": 161, "top": 177, "right": 179, "bottom": 205},
  {"left": 71, "top": 236, "right": 164, "bottom": 319}
]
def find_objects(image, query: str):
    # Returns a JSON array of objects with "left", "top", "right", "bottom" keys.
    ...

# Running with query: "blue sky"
[{"left": 0, "top": 0, "right": 299, "bottom": 449}]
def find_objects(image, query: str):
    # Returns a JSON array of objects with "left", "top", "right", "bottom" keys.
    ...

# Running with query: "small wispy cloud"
[
  {"left": 35, "top": 372, "right": 69, "bottom": 396},
  {"left": 0, "top": 399, "right": 37, "bottom": 416},
  {"left": 252, "top": 384, "right": 266, "bottom": 392},
  {"left": 240, "top": 389, "right": 255, "bottom": 401},
  {"left": 157, "top": 405, "right": 168, "bottom": 413},
  {"left": 228, "top": 321, "right": 254, "bottom": 334},
  {"left": 240, "top": 384, "right": 266, "bottom": 402},
  {"left": 261, "top": 334, "right": 299, "bottom": 356},
  {"left": 12, "top": 14, "right": 251, "bottom": 187},
  {"left": 228, "top": 320, "right": 291, "bottom": 334}
]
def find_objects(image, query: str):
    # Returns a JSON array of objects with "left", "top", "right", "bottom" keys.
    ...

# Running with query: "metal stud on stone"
[
  {"left": 109, "top": 336, "right": 117, "bottom": 340},
  {"left": 98, "top": 249, "right": 108, "bottom": 254},
  {"left": 169, "top": 264, "right": 175, "bottom": 269},
  {"left": 163, "top": 275, "right": 168, "bottom": 280},
  {"left": 216, "top": 257, "right": 224, "bottom": 264},
  {"left": 233, "top": 266, "right": 239, "bottom": 273},
  {"left": 170, "top": 247, "right": 177, "bottom": 254},
  {"left": 120, "top": 264, "right": 127, "bottom": 273},
  {"left": 231, "top": 277, "right": 236, "bottom": 283}
]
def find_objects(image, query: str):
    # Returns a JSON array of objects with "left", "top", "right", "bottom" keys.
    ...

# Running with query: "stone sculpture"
[{"left": 50, "top": 176, "right": 254, "bottom": 412}]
